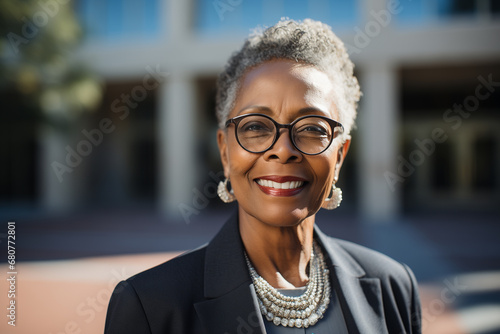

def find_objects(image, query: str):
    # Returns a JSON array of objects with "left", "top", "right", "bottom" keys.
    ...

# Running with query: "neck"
[{"left": 239, "top": 209, "right": 315, "bottom": 289}]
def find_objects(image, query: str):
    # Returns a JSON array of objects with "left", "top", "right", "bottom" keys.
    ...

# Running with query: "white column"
[
  {"left": 166, "top": 0, "right": 193, "bottom": 41},
  {"left": 158, "top": 74, "right": 198, "bottom": 215},
  {"left": 39, "top": 126, "right": 79, "bottom": 212},
  {"left": 357, "top": 64, "right": 400, "bottom": 223}
]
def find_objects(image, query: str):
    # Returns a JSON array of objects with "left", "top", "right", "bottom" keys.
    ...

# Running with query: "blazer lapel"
[
  {"left": 194, "top": 213, "right": 266, "bottom": 334},
  {"left": 315, "top": 226, "right": 388, "bottom": 334}
]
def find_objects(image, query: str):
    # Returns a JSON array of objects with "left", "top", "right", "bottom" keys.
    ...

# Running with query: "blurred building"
[{"left": 2, "top": 0, "right": 500, "bottom": 222}]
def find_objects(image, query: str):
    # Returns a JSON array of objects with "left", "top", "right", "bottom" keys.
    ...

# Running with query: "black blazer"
[{"left": 105, "top": 213, "right": 421, "bottom": 334}]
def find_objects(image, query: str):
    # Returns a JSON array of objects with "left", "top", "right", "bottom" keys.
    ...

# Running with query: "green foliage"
[{"left": 0, "top": 0, "right": 102, "bottom": 125}]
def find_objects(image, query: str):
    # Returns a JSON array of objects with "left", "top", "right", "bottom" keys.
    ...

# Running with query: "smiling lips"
[{"left": 255, "top": 176, "right": 307, "bottom": 196}]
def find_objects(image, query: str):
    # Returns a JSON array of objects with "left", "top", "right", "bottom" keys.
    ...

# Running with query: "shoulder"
[
  {"left": 115, "top": 244, "right": 208, "bottom": 317},
  {"left": 127, "top": 245, "right": 206, "bottom": 286},
  {"left": 337, "top": 238, "right": 411, "bottom": 277},
  {"left": 105, "top": 246, "right": 209, "bottom": 333},
  {"left": 321, "top": 235, "right": 417, "bottom": 291},
  {"left": 319, "top": 235, "right": 422, "bottom": 332}
]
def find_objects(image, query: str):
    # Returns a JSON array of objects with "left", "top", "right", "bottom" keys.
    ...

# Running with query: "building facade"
[{"left": 4, "top": 0, "right": 500, "bottom": 222}]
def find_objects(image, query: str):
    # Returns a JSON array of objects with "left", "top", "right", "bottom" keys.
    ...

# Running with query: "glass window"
[
  {"left": 490, "top": 0, "right": 500, "bottom": 14},
  {"left": 76, "top": 0, "right": 160, "bottom": 41},
  {"left": 396, "top": 0, "right": 499, "bottom": 24},
  {"left": 437, "top": 0, "right": 477, "bottom": 17},
  {"left": 431, "top": 141, "right": 455, "bottom": 190},
  {"left": 196, "top": 0, "right": 358, "bottom": 36},
  {"left": 472, "top": 136, "right": 496, "bottom": 191},
  {"left": 396, "top": 0, "right": 428, "bottom": 23}
]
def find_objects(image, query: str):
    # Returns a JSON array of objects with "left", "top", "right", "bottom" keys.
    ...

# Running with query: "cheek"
[
  {"left": 309, "top": 149, "right": 339, "bottom": 188},
  {"left": 226, "top": 136, "right": 258, "bottom": 180}
]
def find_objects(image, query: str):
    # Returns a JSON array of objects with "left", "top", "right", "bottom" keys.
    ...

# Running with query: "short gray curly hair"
[{"left": 215, "top": 18, "right": 361, "bottom": 137}]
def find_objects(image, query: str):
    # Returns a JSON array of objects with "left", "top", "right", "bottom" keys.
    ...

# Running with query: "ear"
[
  {"left": 334, "top": 136, "right": 351, "bottom": 181},
  {"left": 217, "top": 129, "right": 230, "bottom": 178}
]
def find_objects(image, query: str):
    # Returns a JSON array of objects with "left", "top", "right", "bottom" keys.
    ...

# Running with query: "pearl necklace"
[{"left": 245, "top": 242, "right": 331, "bottom": 328}]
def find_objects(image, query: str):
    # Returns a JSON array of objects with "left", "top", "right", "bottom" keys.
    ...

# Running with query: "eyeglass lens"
[{"left": 236, "top": 115, "right": 339, "bottom": 154}]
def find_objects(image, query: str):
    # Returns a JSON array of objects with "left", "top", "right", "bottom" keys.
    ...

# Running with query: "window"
[
  {"left": 437, "top": 0, "right": 477, "bottom": 17},
  {"left": 397, "top": 0, "right": 499, "bottom": 24},
  {"left": 401, "top": 64, "right": 500, "bottom": 213},
  {"left": 431, "top": 141, "right": 455, "bottom": 190},
  {"left": 491, "top": 0, "right": 500, "bottom": 14},
  {"left": 196, "top": 0, "right": 358, "bottom": 36},
  {"left": 472, "top": 136, "right": 496, "bottom": 191},
  {"left": 76, "top": 0, "right": 160, "bottom": 41}
]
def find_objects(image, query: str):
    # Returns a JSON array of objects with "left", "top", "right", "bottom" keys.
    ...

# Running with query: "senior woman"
[{"left": 105, "top": 19, "right": 421, "bottom": 334}]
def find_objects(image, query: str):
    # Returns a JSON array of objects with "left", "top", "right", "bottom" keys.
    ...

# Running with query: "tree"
[{"left": 0, "top": 0, "right": 102, "bottom": 127}]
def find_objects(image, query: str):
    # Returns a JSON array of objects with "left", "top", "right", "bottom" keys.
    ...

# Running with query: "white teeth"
[{"left": 256, "top": 179, "right": 304, "bottom": 189}]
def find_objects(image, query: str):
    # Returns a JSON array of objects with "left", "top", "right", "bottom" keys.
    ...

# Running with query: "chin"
[{"left": 252, "top": 204, "right": 314, "bottom": 228}]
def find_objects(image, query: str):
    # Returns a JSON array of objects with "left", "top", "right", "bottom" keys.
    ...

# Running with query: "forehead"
[{"left": 234, "top": 60, "right": 339, "bottom": 120}]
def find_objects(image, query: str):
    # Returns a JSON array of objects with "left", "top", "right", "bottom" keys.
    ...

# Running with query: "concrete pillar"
[
  {"left": 357, "top": 63, "right": 400, "bottom": 223},
  {"left": 360, "top": 0, "right": 387, "bottom": 21},
  {"left": 39, "top": 126, "right": 79, "bottom": 212},
  {"left": 158, "top": 74, "right": 198, "bottom": 216},
  {"left": 166, "top": 0, "right": 193, "bottom": 40}
]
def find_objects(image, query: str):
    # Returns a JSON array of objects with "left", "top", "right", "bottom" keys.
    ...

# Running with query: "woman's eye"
[
  {"left": 241, "top": 122, "right": 271, "bottom": 132},
  {"left": 246, "top": 125, "right": 263, "bottom": 131},
  {"left": 298, "top": 125, "right": 328, "bottom": 135}
]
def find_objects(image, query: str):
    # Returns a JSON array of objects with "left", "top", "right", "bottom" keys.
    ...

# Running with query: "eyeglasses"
[{"left": 225, "top": 113, "right": 344, "bottom": 155}]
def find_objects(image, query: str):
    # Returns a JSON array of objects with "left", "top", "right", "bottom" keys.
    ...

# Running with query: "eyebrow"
[{"left": 237, "top": 105, "right": 331, "bottom": 118}]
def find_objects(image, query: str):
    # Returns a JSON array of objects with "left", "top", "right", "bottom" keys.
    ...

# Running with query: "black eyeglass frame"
[{"left": 225, "top": 113, "right": 344, "bottom": 156}]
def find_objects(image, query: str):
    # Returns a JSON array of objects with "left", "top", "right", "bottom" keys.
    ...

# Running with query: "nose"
[{"left": 262, "top": 129, "right": 303, "bottom": 163}]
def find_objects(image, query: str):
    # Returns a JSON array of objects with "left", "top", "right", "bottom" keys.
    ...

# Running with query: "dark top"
[{"left": 105, "top": 212, "right": 422, "bottom": 334}]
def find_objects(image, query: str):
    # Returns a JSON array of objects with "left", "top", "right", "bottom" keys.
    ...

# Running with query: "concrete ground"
[{"left": 0, "top": 208, "right": 499, "bottom": 333}]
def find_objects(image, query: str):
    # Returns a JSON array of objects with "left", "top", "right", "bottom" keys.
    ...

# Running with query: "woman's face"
[{"left": 218, "top": 60, "right": 350, "bottom": 227}]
